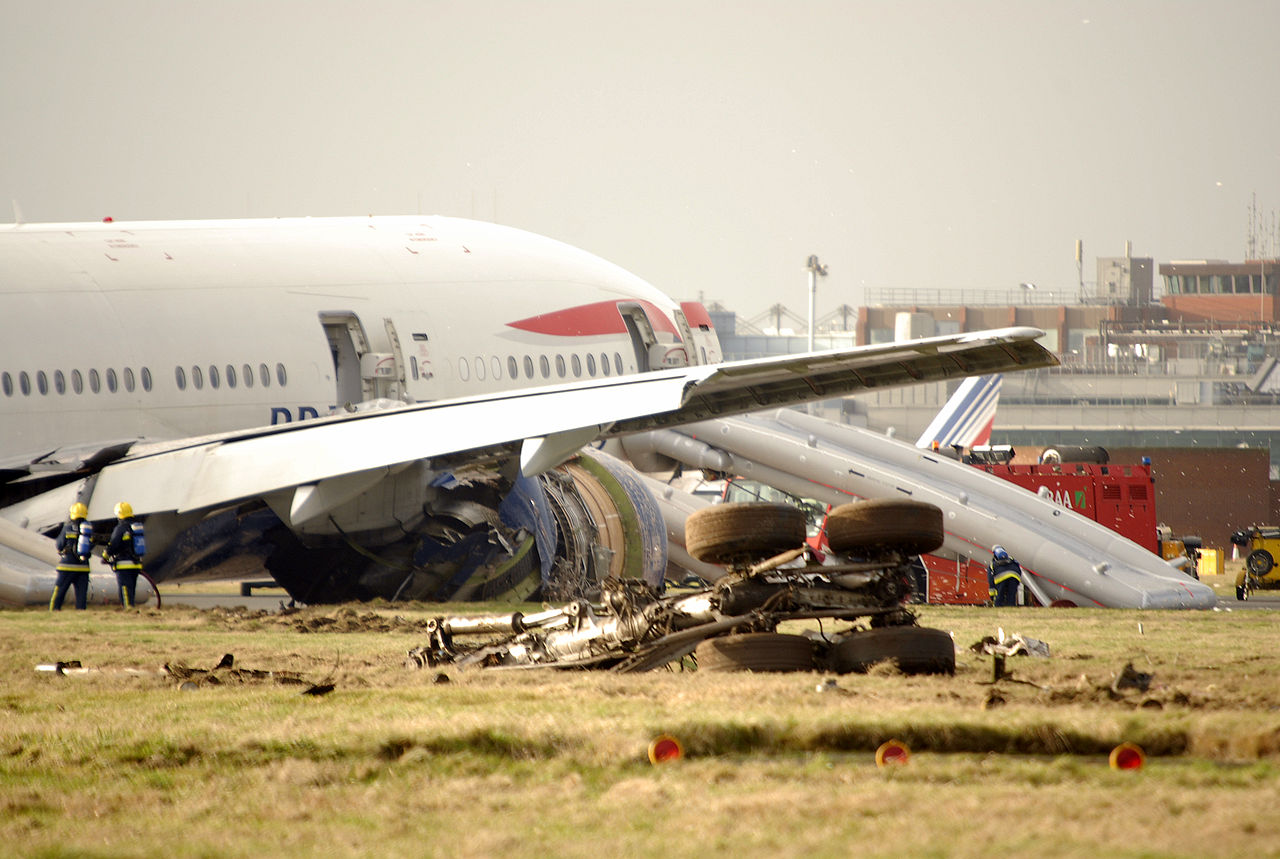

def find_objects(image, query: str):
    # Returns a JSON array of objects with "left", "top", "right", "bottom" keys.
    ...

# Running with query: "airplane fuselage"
[{"left": 0, "top": 216, "right": 721, "bottom": 461}]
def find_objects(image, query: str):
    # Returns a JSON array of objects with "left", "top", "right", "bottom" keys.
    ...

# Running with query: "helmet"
[
  {"left": 114, "top": 501, "right": 133, "bottom": 518},
  {"left": 992, "top": 545, "right": 1009, "bottom": 561},
  {"left": 69, "top": 502, "right": 88, "bottom": 520}
]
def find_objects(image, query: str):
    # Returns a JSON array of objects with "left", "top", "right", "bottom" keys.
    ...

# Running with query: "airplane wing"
[{"left": 84, "top": 327, "right": 1055, "bottom": 522}]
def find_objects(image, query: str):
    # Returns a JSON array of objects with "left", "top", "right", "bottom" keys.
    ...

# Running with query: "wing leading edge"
[{"left": 84, "top": 327, "right": 1057, "bottom": 520}]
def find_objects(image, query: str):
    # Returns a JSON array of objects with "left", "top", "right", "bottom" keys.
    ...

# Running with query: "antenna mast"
[{"left": 1248, "top": 192, "right": 1259, "bottom": 259}]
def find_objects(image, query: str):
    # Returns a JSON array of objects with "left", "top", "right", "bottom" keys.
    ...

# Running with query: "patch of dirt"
[
  {"left": 164, "top": 654, "right": 307, "bottom": 687},
  {"left": 162, "top": 652, "right": 341, "bottom": 695},
  {"left": 199, "top": 604, "right": 433, "bottom": 634}
]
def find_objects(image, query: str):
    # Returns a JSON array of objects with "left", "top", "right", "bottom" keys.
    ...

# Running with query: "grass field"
[{"left": 4, "top": 594, "right": 1280, "bottom": 858}]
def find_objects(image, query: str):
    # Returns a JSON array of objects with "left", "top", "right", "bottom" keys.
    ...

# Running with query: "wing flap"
[{"left": 654, "top": 328, "right": 1048, "bottom": 429}]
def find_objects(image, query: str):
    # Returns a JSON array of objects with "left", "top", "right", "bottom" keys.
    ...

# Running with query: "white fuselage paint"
[{"left": 0, "top": 216, "right": 720, "bottom": 460}]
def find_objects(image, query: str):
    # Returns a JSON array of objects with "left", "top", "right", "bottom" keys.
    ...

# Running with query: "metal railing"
[{"left": 863, "top": 286, "right": 1127, "bottom": 307}]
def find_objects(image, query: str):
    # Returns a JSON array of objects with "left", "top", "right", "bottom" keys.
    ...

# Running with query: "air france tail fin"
[{"left": 916, "top": 374, "right": 1002, "bottom": 449}]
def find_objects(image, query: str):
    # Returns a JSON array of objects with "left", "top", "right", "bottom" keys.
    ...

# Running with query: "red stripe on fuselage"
[{"left": 506, "top": 300, "right": 678, "bottom": 337}]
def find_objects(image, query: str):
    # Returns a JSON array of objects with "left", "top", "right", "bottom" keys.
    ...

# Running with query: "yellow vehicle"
[
  {"left": 1156, "top": 525, "right": 1201, "bottom": 580},
  {"left": 1230, "top": 526, "right": 1280, "bottom": 600}
]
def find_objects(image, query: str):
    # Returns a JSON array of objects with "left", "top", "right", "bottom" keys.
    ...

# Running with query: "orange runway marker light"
[
  {"left": 648, "top": 734, "right": 684, "bottom": 765},
  {"left": 875, "top": 739, "right": 911, "bottom": 767},
  {"left": 1109, "top": 742, "right": 1146, "bottom": 770}
]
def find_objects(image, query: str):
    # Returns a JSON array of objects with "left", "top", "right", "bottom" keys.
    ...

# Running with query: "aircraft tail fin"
[{"left": 915, "top": 374, "right": 1002, "bottom": 449}]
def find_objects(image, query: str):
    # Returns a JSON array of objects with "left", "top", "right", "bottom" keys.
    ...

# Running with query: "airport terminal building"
[{"left": 709, "top": 252, "right": 1280, "bottom": 547}]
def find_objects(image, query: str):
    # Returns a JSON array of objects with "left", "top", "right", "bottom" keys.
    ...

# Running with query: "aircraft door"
[
  {"left": 320, "top": 312, "right": 416, "bottom": 406},
  {"left": 679, "top": 301, "right": 722, "bottom": 364},
  {"left": 672, "top": 310, "right": 700, "bottom": 365},
  {"left": 618, "top": 302, "right": 657, "bottom": 373},
  {"left": 321, "top": 313, "right": 370, "bottom": 408},
  {"left": 371, "top": 317, "right": 408, "bottom": 402},
  {"left": 384, "top": 313, "right": 438, "bottom": 402}
]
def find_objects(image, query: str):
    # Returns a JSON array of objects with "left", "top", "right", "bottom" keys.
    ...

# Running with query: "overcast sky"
[{"left": 3, "top": 1, "right": 1277, "bottom": 319}]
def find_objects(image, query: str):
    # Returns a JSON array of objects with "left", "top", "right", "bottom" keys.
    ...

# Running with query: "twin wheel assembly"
[{"left": 683, "top": 498, "right": 955, "bottom": 676}]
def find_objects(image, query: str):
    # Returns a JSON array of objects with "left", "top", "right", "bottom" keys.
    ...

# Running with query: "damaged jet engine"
[{"left": 140, "top": 448, "right": 667, "bottom": 604}]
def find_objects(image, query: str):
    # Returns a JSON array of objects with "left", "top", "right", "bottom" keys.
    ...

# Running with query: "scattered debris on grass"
[
  {"left": 164, "top": 653, "right": 308, "bottom": 688},
  {"left": 1111, "top": 662, "right": 1155, "bottom": 694},
  {"left": 970, "top": 630, "right": 1050, "bottom": 658},
  {"left": 36, "top": 660, "right": 165, "bottom": 678},
  {"left": 35, "top": 660, "right": 85, "bottom": 675}
]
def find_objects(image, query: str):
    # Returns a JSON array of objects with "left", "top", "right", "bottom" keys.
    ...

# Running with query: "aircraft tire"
[
  {"left": 695, "top": 632, "right": 815, "bottom": 673},
  {"left": 824, "top": 499, "right": 945, "bottom": 557},
  {"left": 685, "top": 503, "right": 807, "bottom": 565},
  {"left": 826, "top": 626, "right": 956, "bottom": 675}
]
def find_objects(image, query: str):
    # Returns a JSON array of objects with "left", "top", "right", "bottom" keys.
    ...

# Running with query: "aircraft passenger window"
[
  {"left": 555, "top": 355, "right": 566, "bottom": 378},
  {"left": 586, "top": 353, "right": 596, "bottom": 376},
  {"left": 89, "top": 369, "right": 101, "bottom": 394},
  {"left": 37, "top": 371, "right": 48, "bottom": 395},
  {"left": 507, "top": 356, "right": 518, "bottom": 379},
  {"left": 72, "top": 370, "right": 84, "bottom": 394},
  {"left": 123, "top": 367, "right": 135, "bottom": 392},
  {"left": 571, "top": 354, "right": 582, "bottom": 377},
  {"left": 242, "top": 364, "right": 253, "bottom": 388},
  {"left": 191, "top": 366, "right": 203, "bottom": 390},
  {"left": 276, "top": 363, "right": 287, "bottom": 387},
  {"left": 474, "top": 357, "right": 485, "bottom": 381},
  {"left": 175, "top": 366, "right": 186, "bottom": 391},
  {"left": 600, "top": 353, "right": 610, "bottom": 376},
  {"left": 458, "top": 358, "right": 470, "bottom": 381},
  {"left": 225, "top": 365, "right": 236, "bottom": 389},
  {"left": 614, "top": 353, "right": 624, "bottom": 375},
  {"left": 19, "top": 372, "right": 31, "bottom": 396},
  {"left": 524, "top": 356, "right": 534, "bottom": 379},
  {"left": 209, "top": 365, "right": 220, "bottom": 389},
  {"left": 1, "top": 372, "right": 10, "bottom": 396},
  {"left": 491, "top": 356, "right": 502, "bottom": 380},
  {"left": 54, "top": 370, "right": 66, "bottom": 395},
  {"left": 539, "top": 356, "right": 550, "bottom": 378},
  {"left": 106, "top": 369, "right": 118, "bottom": 393},
  {"left": 141, "top": 367, "right": 152, "bottom": 392},
  {"left": 259, "top": 363, "right": 270, "bottom": 387}
]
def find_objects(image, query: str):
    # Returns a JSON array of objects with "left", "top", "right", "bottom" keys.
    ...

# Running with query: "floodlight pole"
[{"left": 805, "top": 254, "right": 828, "bottom": 352}]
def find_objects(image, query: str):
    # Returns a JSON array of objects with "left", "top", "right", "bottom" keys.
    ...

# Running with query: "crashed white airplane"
[{"left": 0, "top": 215, "right": 1056, "bottom": 606}]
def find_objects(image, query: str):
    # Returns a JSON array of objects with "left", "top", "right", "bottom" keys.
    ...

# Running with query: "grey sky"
[{"left": 3, "top": 1, "right": 1277, "bottom": 319}]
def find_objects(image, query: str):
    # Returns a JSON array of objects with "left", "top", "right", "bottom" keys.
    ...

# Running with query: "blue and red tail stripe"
[{"left": 916, "top": 374, "right": 1002, "bottom": 449}]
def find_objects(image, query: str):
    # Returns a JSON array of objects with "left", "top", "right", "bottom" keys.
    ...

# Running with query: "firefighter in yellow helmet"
[
  {"left": 103, "top": 501, "right": 147, "bottom": 609},
  {"left": 51, "top": 502, "right": 93, "bottom": 610}
]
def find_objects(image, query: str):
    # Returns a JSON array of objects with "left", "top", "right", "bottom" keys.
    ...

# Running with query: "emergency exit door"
[{"left": 320, "top": 313, "right": 370, "bottom": 408}]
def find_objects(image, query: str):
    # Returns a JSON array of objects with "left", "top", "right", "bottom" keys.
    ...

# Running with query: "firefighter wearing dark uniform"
[
  {"left": 52, "top": 502, "right": 93, "bottom": 611},
  {"left": 987, "top": 544, "right": 1023, "bottom": 607},
  {"left": 104, "top": 501, "right": 146, "bottom": 609}
]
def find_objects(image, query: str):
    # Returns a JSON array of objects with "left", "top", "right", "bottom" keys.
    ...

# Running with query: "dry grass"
[{"left": 3, "top": 598, "right": 1280, "bottom": 857}]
